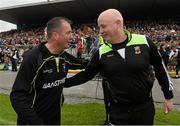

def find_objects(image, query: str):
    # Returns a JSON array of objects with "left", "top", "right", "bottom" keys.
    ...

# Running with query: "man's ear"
[
  {"left": 52, "top": 32, "right": 59, "bottom": 40},
  {"left": 116, "top": 19, "right": 121, "bottom": 26}
]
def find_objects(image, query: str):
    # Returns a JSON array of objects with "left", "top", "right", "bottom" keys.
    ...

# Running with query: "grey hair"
[{"left": 46, "top": 17, "right": 72, "bottom": 39}]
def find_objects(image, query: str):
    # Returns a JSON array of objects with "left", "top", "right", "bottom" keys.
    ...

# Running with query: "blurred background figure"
[
  {"left": 10, "top": 46, "right": 19, "bottom": 72},
  {"left": 159, "top": 43, "right": 169, "bottom": 68}
]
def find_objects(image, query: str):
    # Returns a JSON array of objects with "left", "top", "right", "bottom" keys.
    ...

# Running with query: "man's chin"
[
  {"left": 103, "top": 37, "right": 109, "bottom": 41},
  {"left": 104, "top": 38, "right": 109, "bottom": 42},
  {"left": 64, "top": 47, "right": 68, "bottom": 49},
  {"left": 64, "top": 45, "right": 69, "bottom": 49}
]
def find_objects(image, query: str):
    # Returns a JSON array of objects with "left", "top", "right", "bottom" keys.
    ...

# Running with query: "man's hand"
[{"left": 164, "top": 99, "right": 173, "bottom": 114}]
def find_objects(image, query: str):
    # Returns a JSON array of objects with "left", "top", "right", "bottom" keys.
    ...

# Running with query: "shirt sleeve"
[
  {"left": 147, "top": 37, "right": 173, "bottom": 99},
  {"left": 64, "top": 50, "right": 100, "bottom": 87},
  {"left": 65, "top": 52, "right": 89, "bottom": 69},
  {"left": 10, "top": 53, "right": 44, "bottom": 124}
]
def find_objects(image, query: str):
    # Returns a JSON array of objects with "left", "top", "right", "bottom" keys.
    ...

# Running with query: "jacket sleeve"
[
  {"left": 10, "top": 53, "right": 44, "bottom": 124},
  {"left": 147, "top": 37, "right": 173, "bottom": 99},
  {"left": 64, "top": 50, "right": 100, "bottom": 87},
  {"left": 65, "top": 52, "right": 89, "bottom": 69}
]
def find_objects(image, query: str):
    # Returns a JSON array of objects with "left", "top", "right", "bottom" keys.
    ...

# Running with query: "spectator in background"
[
  {"left": 0, "top": 47, "right": 3, "bottom": 63},
  {"left": 175, "top": 47, "right": 180, "bottom": 78},
  {"left": 168, "top": 46, "right": 178, "bottom": 72},
  {"left": 10, "top": 47, "right": 19, "bottom": 72},
  {"left": 77, "top": 38, "right": 84, "bottom": 59},
  {"left": 159, "top": 43, "right": 169, "bottom": 67}
]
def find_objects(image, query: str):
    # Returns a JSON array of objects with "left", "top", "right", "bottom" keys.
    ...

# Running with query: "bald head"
[
  {"left": 98, "top": 9, "right": 124, "bottom": 27},
  {"left": 97, "top": 9, "right": 125, "bottom": 43}
]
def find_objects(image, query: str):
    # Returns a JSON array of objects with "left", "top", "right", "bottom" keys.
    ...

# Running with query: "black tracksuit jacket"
[
  {"left": 10, "top": 42, "right": 86, "bottom": 125},
  {"left": 65, "top": 36, "right": 173, "bottom": 106}
]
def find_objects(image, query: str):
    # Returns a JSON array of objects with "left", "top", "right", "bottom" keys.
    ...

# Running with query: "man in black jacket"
[
  {"left": 65, "top": 9, "right": 174, "bottom": 125},
  {"left": 10, "top": 17, "right": 86, "bottom": 125},
  {"left": 10, "top": 47, "right": 19, "bottom": 72},
  {"left": 175, "top": 47, "right": 180, "bottom": 78}
]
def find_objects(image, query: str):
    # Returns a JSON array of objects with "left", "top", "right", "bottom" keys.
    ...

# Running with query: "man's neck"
[{"left": 45, "top": 41, "right": 63, "bottom": 55}]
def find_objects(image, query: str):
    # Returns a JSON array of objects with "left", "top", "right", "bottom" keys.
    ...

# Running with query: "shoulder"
[
  {"left": 144, "top": 36, "right": 156, "bottom": 49},
  {"left": 127, "top": 34, "right": 150, "bottom": 47},
  {"left": 23, "top": 45, "right": 41, "bottom": 63}
]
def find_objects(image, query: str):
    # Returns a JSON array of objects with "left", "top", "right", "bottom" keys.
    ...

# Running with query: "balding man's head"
[
  {"left": 97, "top": 9, "right": 125, "bottom": 43},
  {"left": 98, "top": 9, "right": 123, "bottom": 26}
]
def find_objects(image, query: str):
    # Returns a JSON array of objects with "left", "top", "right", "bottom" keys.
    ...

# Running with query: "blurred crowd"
[{"left": 0, "top": 18, "right": 179, "bottom": 74}]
